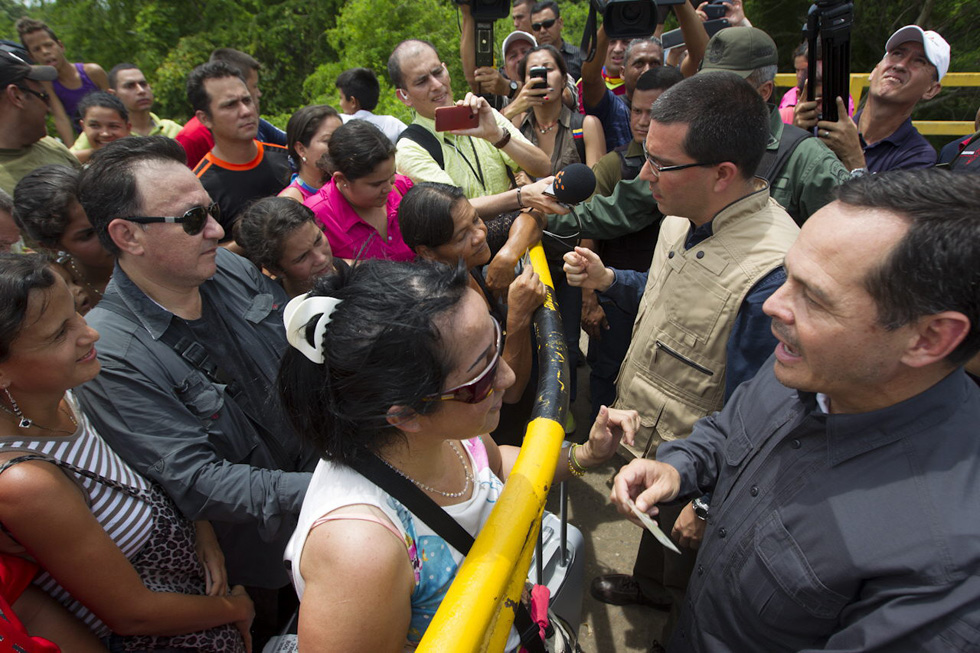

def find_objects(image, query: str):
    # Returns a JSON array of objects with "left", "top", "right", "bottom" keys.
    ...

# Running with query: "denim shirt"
[
  {"left": 75, "top": 249, "right": 317, "bottom": 588},
  {"left": 659, "top": 361, "right": 980, "bottom": 652}
]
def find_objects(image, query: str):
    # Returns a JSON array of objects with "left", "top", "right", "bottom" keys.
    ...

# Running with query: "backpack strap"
[
  {"left": 398, "top": 124, "right": 445, "bottom": 170},
  {"left": 756, "top": 123, "right": 810, "bottom": 184}
]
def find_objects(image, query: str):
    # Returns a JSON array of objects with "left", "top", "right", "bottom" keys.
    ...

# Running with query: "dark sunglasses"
[
  {"left": 531, "top": 18, "right": 557, "bottom": 31},
  {"left": 422, "top": 317, "right": 503, "bottom": 404},
  {"left": 122, "top": 203, "right": 221, "bottom": 235},
  {"left": 17, "top": 85, "right": 50, "bottom": 103}
]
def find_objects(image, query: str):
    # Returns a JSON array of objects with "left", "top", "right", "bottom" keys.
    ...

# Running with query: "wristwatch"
[
  {"left": 692, "top": 496, "right": 710, "bottom": 521},
  {"left": 507, "top": 79, "right": 519, "bottom": 99}
]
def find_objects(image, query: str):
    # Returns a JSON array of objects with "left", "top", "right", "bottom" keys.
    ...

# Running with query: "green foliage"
[{"left": 6, "top": 0, "right": 976, "bottom": 143}]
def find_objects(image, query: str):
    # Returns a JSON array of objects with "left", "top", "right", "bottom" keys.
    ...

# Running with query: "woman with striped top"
[{"left": 0, "top": 253, "right": 253, "bottom": 651}]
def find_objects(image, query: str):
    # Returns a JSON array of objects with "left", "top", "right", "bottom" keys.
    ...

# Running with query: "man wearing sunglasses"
[
  {"left": 529, "top": 1, "right": 582, "bottom": 82},
  {"left": 0, "top": 49, "right": 80, "bottom": 194},
  {"left": 74, "top": 136, "right": 319, "bottom": 647},
  {"left": 555, "top": 73, "right": 799, "bottom": 646}
]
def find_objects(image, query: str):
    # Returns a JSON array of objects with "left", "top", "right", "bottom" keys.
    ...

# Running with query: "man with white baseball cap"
[{"left": 795, "top": 25, "right": 949, "bottom": 173}]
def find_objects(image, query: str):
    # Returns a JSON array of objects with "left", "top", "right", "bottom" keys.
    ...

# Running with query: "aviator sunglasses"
[
  {"left": 122, "top": 203, "right": 221, "bottom": 235},
  {"left": 422, "top": 316, "right": 503, "bottom": 404}
]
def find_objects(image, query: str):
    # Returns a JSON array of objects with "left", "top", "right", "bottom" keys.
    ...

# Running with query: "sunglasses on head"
[
  {"left": 531, "top": 18, "right": 557, "bottom": 31},
  {"left": 122, "top": 203, "right": 221, "bottom": 235},
  {"left": 422, "top": 317, "right": 503, "bottom": 404}
]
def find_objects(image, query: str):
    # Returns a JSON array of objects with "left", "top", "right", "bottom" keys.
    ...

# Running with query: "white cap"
[
  {"left": 885, "top": 25, "right": 950, "bottom": 81},
  {"left": 502, "top": 31, "right": 536, "bottom": 62}
]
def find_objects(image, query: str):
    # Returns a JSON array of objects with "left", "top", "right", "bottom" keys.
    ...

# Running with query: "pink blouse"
[{"left": 304, "top": 174, "right": 416, "bottom": 262}]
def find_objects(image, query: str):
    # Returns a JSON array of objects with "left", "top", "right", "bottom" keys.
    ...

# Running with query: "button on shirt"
[{"left": 658, "top": 360, "right": 980, "bottom": 652}]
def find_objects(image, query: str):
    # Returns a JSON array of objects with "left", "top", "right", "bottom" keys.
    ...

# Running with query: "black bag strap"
[
  {"left": 348, "top": 452, "right": 547, "bottom": 652},
  {"left": 399, "top": 124, "right": 445, "bottom": 169},
  {"left": 615, "top": 145, "right": 644, "bottom": 181},
  {"left": 95, "top": 293, "right": 293, "bottom": 469},
  {"left": 757, "top": 123, "right": 810, "bottom": 184}
]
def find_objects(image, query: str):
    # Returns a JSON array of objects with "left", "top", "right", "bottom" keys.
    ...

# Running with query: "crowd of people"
[{"left": 0, "top": 2, "right": 977, "bottom": 652}]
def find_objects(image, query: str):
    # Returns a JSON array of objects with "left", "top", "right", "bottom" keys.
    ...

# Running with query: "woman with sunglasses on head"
[
  {"left": 235, "top": 198, "right": 334, "bottom": 298},
  {"left": 0, "top": 253, "right": 253, "bottom": 651},
  {"left": 280, "top": 259, "right": 638, "bottom": 652},
  {"left": 304, "top": 120, "right": 415, "bottom": 262},
  {"left": 12, "top": 165, "right": 115, "bottom": 313},
  {"left": 399, "top": 182, "right": 546, "bottom": 445},
  {"left": 278, "top": 105, "right": 343, "bottom": 203}
]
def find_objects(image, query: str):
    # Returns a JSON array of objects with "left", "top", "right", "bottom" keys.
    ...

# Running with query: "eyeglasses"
[
  {"left": 17, "top": 85, "right": 50, "bottom": 103},
  {"left": 641, "top": 143, "right": 720, "bottom": 178},
  {"left": 531, "top": 18, "right": 557, "bottom": 31},
  {"left": 422, "top": 317, "right": 503, "bottom": 404},
  {"left": 122, "top": 203, "right": 221, "bottom": 235}
]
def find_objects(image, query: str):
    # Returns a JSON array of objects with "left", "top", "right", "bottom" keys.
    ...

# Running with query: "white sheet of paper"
[{"left": 629, "top": 500, "right": 681, "bottom": 554}]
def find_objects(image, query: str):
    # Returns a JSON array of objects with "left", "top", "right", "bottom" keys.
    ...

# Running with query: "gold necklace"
[
  {"left": 381, "top": 441, "right": 473, "bottom": 498},
  {"left": 65, "top": 256, "right": 104, "bottom": 298}
]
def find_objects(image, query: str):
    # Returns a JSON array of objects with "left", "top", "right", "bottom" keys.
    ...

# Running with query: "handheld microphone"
[{"left": 544, "top": 163, "right": 596, "bottom": 206}]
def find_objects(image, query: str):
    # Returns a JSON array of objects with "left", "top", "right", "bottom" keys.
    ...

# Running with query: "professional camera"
[
  {"left": 454, "top": 0, "right": 510, "bottom": 69},
  {"left": 453, "top": 0, "right": 510, "bottom": 20},
  {"left": 593, "top": 0, "right": 684, "bottom": 40}
]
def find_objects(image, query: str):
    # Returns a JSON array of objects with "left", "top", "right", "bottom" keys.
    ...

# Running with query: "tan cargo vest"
[{"left": 613, "top": 184, "right": 799, "bottom": 459}]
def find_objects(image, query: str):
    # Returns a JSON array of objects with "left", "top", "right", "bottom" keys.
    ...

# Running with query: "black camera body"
[
  {"left": 455, "top": 0, "right": 510, "bottom": 69},
  {"left": 595, "top": 0, "right": 676, "bottom": 40},
  {"left": 453, "top": 0, "right": 510, "bottom": 20}
]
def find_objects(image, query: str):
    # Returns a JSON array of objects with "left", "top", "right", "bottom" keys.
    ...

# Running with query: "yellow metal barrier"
[
  {"left": 774, "top": 72, "right": 980, "bottom": 136},
  {"left": 417, "top": 242, "right": 568, "bottom": 653}
]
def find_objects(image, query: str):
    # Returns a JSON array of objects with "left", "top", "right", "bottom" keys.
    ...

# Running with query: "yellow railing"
[
  {"left": 774, "top": 72, "right": 980, "bottom": 136},
  {"left": 416, "top": 242, "right": 569, "bottom": 653}
]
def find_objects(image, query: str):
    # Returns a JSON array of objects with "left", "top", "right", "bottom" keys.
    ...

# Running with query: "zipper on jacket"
[{"left": 655, "top": 340, "right": 714, "bottom": 376}]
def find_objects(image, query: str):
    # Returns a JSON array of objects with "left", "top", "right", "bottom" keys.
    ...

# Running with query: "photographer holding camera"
[
  {"left": 794, "top": 25, "right": 949, "bottom": 173},
  {"left": 581, "top": 0, "right": 706, "bottom": 152}
]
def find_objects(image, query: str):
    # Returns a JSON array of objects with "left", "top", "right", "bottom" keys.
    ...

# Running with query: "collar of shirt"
[
  {"left": 806, "top": 369, "right": 974, "bottom": 467},
  {"left": 108, "top": 259, "right": 183, "bottom": 339},
  {"left": 684, "top": 179, "right": 771, "bottom": 249},
  {"left": 855, "top": 110, "right": 918, "bottom": 148}
]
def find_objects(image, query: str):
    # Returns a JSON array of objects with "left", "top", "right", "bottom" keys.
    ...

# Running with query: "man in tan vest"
[{"left": 561, "top": 71, "right": 799, "bottom": 644}]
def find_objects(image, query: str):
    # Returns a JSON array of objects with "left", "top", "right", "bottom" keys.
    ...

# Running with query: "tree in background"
[{"left": 5, "top": 0, "right": 977, "bottom": 140}]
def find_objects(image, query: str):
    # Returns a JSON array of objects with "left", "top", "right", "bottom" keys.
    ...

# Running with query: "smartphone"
[
  {"left": 529, "top": 65, "right": 548, "bottom": 90},
  {"left": 434, "top": 105, "right": 479, "bottom": 132},
  {"left": 703, "top": 3, "right": 727, "bottom": 19}
]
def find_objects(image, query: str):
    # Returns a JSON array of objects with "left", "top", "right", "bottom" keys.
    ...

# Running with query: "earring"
[
  {"left": 302, "top": 156, "right": 307, "bottom": 163},
  {"left": 3, "top": 388, "right": 31, "bottom": 429}
]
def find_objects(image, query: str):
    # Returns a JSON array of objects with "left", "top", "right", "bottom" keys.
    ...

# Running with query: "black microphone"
[{"left": 544, "top": 163, "right": 596, "bottom": 206}]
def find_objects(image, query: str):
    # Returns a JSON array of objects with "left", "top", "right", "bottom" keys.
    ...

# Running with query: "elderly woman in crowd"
[
  {"left": 0, "top": 253, "right": 252, "bottom": 651},
  {"left": 280, "top": 259, "right": 638, "bottom": 651}
]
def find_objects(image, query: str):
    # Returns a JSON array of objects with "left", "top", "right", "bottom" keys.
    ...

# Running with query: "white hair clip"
[{"left": 283, "top": 293, "right": 342, "bottom": 364}]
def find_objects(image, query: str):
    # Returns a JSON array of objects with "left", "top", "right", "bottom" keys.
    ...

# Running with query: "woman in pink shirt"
[{"left": 304, "top": 121, "right": 414, "bottom": 262}]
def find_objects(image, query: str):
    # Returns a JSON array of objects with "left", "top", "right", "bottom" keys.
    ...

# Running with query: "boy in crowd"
[{"left": 335, "top": 67, "right": 406, "bottom": 143}]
